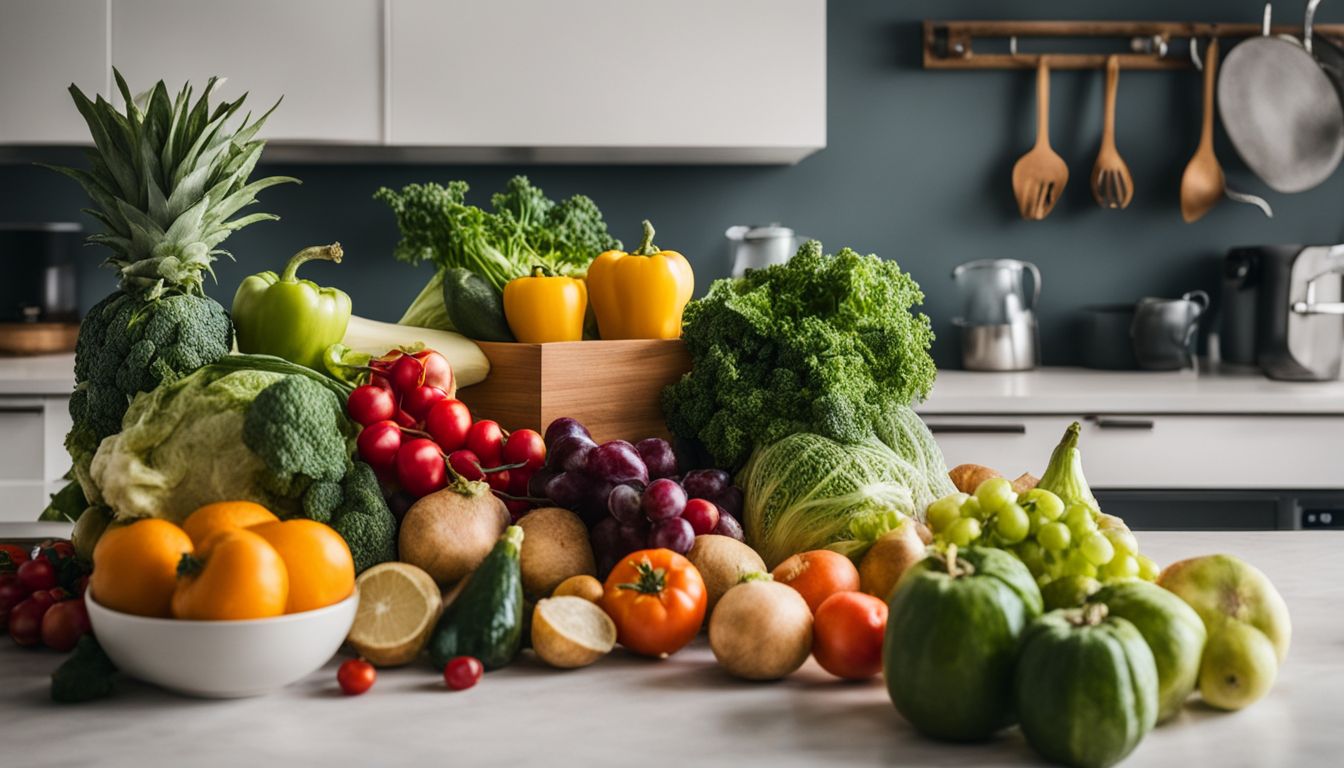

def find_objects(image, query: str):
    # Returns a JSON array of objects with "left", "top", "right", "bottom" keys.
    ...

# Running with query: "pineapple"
[{"left": 46, "top": 69, "right": 296, "bottom": 509}]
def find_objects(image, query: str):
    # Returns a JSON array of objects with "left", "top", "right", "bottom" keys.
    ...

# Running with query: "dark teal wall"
[{"left": 4, "top": 0, "right": 1344, "bottom": 367}]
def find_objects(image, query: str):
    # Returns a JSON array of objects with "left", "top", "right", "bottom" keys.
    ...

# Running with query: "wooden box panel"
[{"left": 457, "top": 340, "right": 692, "bottom": 443}]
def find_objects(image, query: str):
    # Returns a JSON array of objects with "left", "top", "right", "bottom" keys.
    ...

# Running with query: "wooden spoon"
[
  {"left": 1180, "top": 37, "right": 1224, "bottom": 223},
  {"left": 1091, "top": 55, "right": 1134, "bottom": 209},
  {"left": 1012, "top": 58, "right": 1069, "bottom": 220}
]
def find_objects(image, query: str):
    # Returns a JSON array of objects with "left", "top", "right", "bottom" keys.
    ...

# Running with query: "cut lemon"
[
  {"left": 347, "top": 562, "right": 442, "bottom": 667},
  {"left": 531, "top": 596, "right": 616, "bottom": 669}
]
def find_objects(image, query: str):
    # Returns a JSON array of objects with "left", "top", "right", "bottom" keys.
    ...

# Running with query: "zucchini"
[
  {"left": 443, "top": 267, "right": 515, "bottom": 342},
  {"left": 428, "top": 525, "right": 525, "bottom": 670}
]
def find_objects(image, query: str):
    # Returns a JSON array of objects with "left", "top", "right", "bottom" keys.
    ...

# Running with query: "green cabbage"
[
  {"left": 738, "top": 433, "right": 921, "bottom": 569},
  {"left": 874, "top": 404, "right": 957, "bottom": 511}
]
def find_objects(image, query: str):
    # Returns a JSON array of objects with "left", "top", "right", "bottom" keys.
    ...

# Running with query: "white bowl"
[{"left": 86, "top": 589, "right": 358, "bottom": 698}]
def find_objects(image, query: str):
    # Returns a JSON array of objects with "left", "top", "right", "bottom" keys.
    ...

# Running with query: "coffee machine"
[{"left": 1221, "top": 245, "right": 1344, "bottom": 381}]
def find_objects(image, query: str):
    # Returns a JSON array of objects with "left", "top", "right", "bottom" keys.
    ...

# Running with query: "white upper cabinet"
[
  {"left": 110, "top": 0, "right": 384, "bottom": 144},
  {"left": 387, "top": 0, "right": 826, "bottom": 162},
  {"left": 0, "top": 0, "right": 109, "bottom": 144}
]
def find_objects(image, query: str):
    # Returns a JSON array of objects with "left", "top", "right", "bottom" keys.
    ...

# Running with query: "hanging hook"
[
  {"left": 1263, "top": 2, "right": 1273, "bottom": 37},
  {"left": 1009, "top": 35, "right": 1018, "bottom": 56},
  {"left": 1305, "top": 0, "right": 1321, "bottom": 53},
  {"left": 1190, "top": 36, "right": 1204, "bottom": 71}
]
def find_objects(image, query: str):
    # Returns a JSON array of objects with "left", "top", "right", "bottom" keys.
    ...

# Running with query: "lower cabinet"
[{"left": 0, "top": 396, "right": 71, "bottom": 522}]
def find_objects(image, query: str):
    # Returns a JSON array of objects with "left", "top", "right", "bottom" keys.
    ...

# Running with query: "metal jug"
[
  {"left": 726, "top": 224, "right": 803, "bottom": 277},
  {"left": 952, "top": 259, "right": 1041, "bottom": 325},
  {"left": 1131, "top": 290, "right": 1209, "bottom": 371}
]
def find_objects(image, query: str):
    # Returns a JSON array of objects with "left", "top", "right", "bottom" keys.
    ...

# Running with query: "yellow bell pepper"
[
  {"left": 586, "top": 220, "right": 695, "bottom": 340},
  {"left": 503, "top": 266, "right": 588, "bottom": 343}
]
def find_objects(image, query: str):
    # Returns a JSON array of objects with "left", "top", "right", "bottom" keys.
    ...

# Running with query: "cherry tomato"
[
  {"left": 426, "top": 399, "right": 473, "bottom": 453},
  {"left": 467, "top": 420, "right": 505, "bottom": 467},
  {"left": 396, "top": 438, "right": 447, "bottom": 498},
  {"left": 447, "top": 449, "right": 485, "bottom": 481},
  {"left": 16, "top": 558, "right": 56, "bottom": 593},
  {"left": 8, "top": 592, "right": 54, "bottom": 647},
  {"left": 347, "top": 385, "right": 397, "bottom": 426},
  {"left": 507, "top": 468, "right": 533, "bottom": 497},
  {"left": 502, "top": 429, "right": 546, "bottom": 471},
  {"left": 46, "top": 587, "right": 74, "bottom": 603},
  {"left": 357, "top": 420, "right": 403, "bottom": 469},
  {"left": 41, "top": 597, "right": 91, "bottom": 652},
  {"left": 389, "top": 354, "right": 425, "bottom": 395},
  {"left": 337, "top": 658, "right": 376, "bottom": 695},
  {"left": 40, "top": 540, "right": 75, "bottom": 561},
  {"left": 812, "top": 591, "right": 888, "bottom": 680},
  {"left": 682, "top": 498, "right": 720, "bottom": 536},
  {"left": 485, "top": 468, "right": 511, "bottom": 494},
  {"left": 443, "top": 656, "right": 483, "bottom": 691},
  {"left": 413, "top": 350, "right": 454, "bottom": 393},
  {"left": 0, "top": 543, "right": 31, "bottom": 572},
  {"left": 401, "top": 385, "right": 448, "bottom": 422},
  {"left": 0, "top": 575, "right": 27, "bottom": 631}
]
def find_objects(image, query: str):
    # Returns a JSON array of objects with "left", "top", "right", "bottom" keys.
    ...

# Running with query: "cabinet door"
[
  {"left": 0, "top": 0, "right": 109, "bottom": 143},
  {"left": 110, "top": 0, "right": 383, "bottom": 143},
  {"left": 388, "top": 0, "right": 825, "bottom": 160}
]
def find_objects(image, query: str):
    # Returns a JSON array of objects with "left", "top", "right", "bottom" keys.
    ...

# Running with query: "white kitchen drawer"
[
  {"left": 922, "top": 415, "right": 1344, "bottom": 490},
  {"left": 0, "top": 483, "right": 48, "bottom": 523},
  {"left": 0, "top": 404, "right": 45, "bottom": 481}
]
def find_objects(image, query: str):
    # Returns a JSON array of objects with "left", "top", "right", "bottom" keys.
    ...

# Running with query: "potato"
[
  {"left": 1012, "top": 472, "right": 1041, "bottom": 494},
  {"left": 860, "top": 522, "right": 927, "bottom": 602},
  {"left": 552, "top": 574, "right": 604, "bottom": 603},
  {"left": 398, "top": 485, "right": 509, "bottom": 587},
  {"left": 709, "top": 579, "right": 812, "bottom": 680},
  {"left": 949, "top": 464, "right": 1001, "bottom": 494},
  {"left": 531, "top": 596, "right": 616, "bottom": 669},
  {"left": 686, "top": 535, "right": 767, "bottom": 617},
  {"left": 517, "top": 507, "right": 596, "bottom": 598}
]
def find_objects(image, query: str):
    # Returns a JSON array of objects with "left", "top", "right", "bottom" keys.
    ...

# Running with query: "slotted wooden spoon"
[
  {"left": 1180, "top": 37, "right": 1224, "bottom": 223},
  {"left": 1091, "top": 55, "right": 1134, "bottom": 209},
  {"left": 1012, "top": 57, "right": 1069, "bottom": 220}
]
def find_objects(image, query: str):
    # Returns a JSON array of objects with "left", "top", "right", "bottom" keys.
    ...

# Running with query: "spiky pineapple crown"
[{"left": 48, "top": 70, "right": 297, "bottom": 300}]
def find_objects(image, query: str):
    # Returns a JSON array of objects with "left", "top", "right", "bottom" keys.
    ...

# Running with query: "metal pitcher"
[{"left": 726, "top": 224, "right": 804, "bottom": 277}]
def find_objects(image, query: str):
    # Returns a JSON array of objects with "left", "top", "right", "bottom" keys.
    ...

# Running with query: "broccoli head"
[
  {"left": 243, "top": 374, "right": 352, "bottom": 498},
  {"left": 302, "top": 461, "right": 397, "bottom": 573}
]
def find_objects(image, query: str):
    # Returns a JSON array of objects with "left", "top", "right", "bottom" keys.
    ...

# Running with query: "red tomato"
[
  {"left": 484, "top": 468, "right": 511, "bottom": 494},
  {"left": 426, "top": 399, "right": 473, "bottom": 453},
  {"left": 0, "top": 543, "right": 30, "bottom": 572},
  {"left": 447, "top": 449, "right": 485, "bottom": 482},
  {"left": 41, "top": 597, "right": 91, "bottom": 652},
  {"left": 507, "top": 468, "right": 532, "bottom": 497},
  {"left": 16, "top": 558, "right": 56, "bottom": 593},
  {"left": 39, "top": 540, "right": 75, "bottom": 561},
  {"left": 443, "top": 656, "right": 483, "bottom": 691},
  {"left": 8, "top": 592, "right": 54, "bottom": 647},
  {"left": 402, "top": 385, "right": 448, "bottom": 422},
  {"left": 502, "top": 429, "right": 546, "bottom": 471},
  {"left": 0, "top": 575, "right": 27, "bottom": 631},
  {"left": 812, "top": 591, "right": 888, "bottom": 680},
  {"left": 413, "top": 350, "right": 455, "bottom": 393},
  {"left": 396, "top": 439, "right": 447, "bottom": 498},
  {"left": 466, "top": 420, "right": 504, "bottom": 467},
  {"left": 347, "top": 385, "right": 397, "bottom": 426},
  {"left": 337, "top": 658, "right": 376, "bottom": 695},
  {"left": 357, "top": 420, "right": 403, "bottom": 469},
  {"left": 771, "top": 550, "right": 861, "bottom": 614}
]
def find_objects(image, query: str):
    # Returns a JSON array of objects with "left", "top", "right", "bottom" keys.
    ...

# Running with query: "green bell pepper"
[{"left": 232, "top": 243, "right": 353, "bottom": 370}]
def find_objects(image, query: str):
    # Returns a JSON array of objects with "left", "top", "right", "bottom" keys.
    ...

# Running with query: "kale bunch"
[{"left": 662, "top": 240, "right": 937, "bottom": 470}]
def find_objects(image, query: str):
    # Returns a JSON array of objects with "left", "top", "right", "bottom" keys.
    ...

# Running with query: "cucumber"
[
  {"left": 443, "top": 267, "right": 515, "bottom": 342},
  {"left": 428, "top": 525, "right": 525, "bottom": 670}
]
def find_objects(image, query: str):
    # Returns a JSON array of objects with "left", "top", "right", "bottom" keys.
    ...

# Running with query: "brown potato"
[
  {"left": 860, "top": 522, "right": 928, "bottom": 602},
  {"left": 517, "top": 507, "right": 596, "bottom": 598},
  {"left": 686, "top": 535, "right": 767, "bottom": 618},
  {"left": 949, "top": 464, "right": 1002, "bottom": 494},
  {"left": 709, "top": 579, "right": 812, "bottom": 680},
  {"left": 398, "top": 485, "right": 509, "bottom": 587}
]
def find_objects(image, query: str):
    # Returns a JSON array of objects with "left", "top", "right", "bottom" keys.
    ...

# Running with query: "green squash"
[
  {"left": 883, "top": 546, "right": 1043, "bottom": 742},
  {"left": 1015, "top": 604, "right": 1159, "bottom": 768},
  {"left": 428, "top": 526, "right": 525, "bottom": 670},
  {"left": 1090, "top": 580, "right": 1206, "bottom": 723}
]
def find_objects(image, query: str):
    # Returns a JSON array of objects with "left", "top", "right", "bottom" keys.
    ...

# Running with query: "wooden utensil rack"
[{"left": 924, "top": 20, "right": 1344, "bottom": 70}]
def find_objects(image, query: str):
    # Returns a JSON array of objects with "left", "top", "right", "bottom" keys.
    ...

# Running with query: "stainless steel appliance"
[
  {"left": 1220, "top": 244, "right": 1344, "bottom": 380},
  {"left": 951, "top": 259, "right": 1040, "bottom": 371},
  {"left": 0, "top": 223, "right": 81, "bottom": 322},
  {"left": 1131, "top": 291, "right": 1208, "bottom": 371},
  {"left": 725, "top": 224, "right": 803, "bottom": 277}
]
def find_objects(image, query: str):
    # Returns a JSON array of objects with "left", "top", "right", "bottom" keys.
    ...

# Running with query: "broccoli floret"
[
  {"left": 242, "top": 375, "right": 351, "bottom": 499},
  {"left": 301, "top": 461, "right": 396, "bottom": 573},
  {"left": 51, "top": 635, "right": 117, "bottom": 703}
]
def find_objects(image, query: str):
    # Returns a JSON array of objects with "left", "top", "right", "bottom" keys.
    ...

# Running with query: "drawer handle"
[
  {"left": 1091, "top": 417, "right": 1155, "bottom": 430},
  {"left": 928, "top": 423, "right": 1027, "bottom": 435}
]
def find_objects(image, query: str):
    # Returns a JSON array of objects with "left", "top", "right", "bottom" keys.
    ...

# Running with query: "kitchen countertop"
[
  {"left": 1, "top": 531, "right": 1339, "bottom": 767},
  {"left": 919, "top": 365, "right": 1344, "bottom": 415},
  {"left": 0, "top": 353, "right": 74, "bottom": 396}
]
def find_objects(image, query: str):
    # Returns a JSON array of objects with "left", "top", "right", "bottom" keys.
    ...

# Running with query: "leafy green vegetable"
[
  {"left": 374, "top": 176, "right": 619, "bottom": 329},
  {"left": 663, "top": 240, "right": 937, "bottom": 470},
  {"left": 51, "top": 635, "right": 118, "bottom": 703},
  {"left": 874, "top": 404, "right": 958, "bottom": 509},
  {"left": 737, "top": 432, "right": 921, "bottom": 568},
  {"left": 242, "top": 374, "right": 351, "bottom": 498},
  {"left": 40, "top": 476, "right": 89, "bottom": 523}
]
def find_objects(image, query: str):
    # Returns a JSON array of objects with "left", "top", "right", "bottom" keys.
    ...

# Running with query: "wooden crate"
[{"left": 457, "top": 339, "right": 692, "bottom": 443}]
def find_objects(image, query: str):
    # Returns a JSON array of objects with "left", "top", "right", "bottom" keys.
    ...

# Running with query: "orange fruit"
[
  {"left": 90, "top": 519, "right": 194, "bottom": 618},
  {"left": 181, "top": 501, "right": 278, "bottom": 549},
  {"left": 250, "top": 519, "right": 355, "bottom": 613}
]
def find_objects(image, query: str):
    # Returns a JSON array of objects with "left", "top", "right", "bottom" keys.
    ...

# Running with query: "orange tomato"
[
  {"left": 812, "top": 591, "right": 888, "bottom": 679},
  {"left": 771, "top": 550, "right": 861, "bottom": 614},
  {"left": 90, "top": 519, "right": 193, "bottom": 618},
  {"left": 249, "top": 519, "right": 355, "bottom": 613},
  {"left": 181, "top": 501, "right": 278, "bottom": 548},
  {"left": 171, "top": 529, "right": 288, "bottom": 620},
  {"left": 601, "top": 548, "right": 706, "bottom": 658}
]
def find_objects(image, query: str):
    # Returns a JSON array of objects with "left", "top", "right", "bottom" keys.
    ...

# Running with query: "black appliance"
[{"left": 0, "top": 223, "right": 81, "bottom": 323}]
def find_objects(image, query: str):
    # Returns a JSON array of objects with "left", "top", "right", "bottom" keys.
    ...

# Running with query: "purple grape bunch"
[{"left": 538, "top": 418, "right": 747, "bottom": 576}]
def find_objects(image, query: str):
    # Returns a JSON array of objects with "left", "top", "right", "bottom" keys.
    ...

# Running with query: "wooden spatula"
[
  {"left": 1012, "top": 57, "right": 1069, "bottom": 220},
  {"left": 1180, "top": 38, "right": 1224, "bottom": 223},
  {"left": 1091, "top": 55, "right": 1134, "bottom": 209}
]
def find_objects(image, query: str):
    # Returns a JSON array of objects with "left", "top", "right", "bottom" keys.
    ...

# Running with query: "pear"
[
  {"left": 1157, "top": 554, "right": 1291, "bottom": 663},
  {"left": 1199, "top": 617, "right": 1279, "bottom": 710}
]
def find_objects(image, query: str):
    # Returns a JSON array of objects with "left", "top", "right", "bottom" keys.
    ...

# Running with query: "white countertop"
[
  {"left": 920, "top": 366, "right": 1344, "bottom": 415},
  {"left": 0, "top": 353, "right": 74, "bottom": 396},
  {"left": 1, "top": 531, "right": 1339, "bottom": 767}
]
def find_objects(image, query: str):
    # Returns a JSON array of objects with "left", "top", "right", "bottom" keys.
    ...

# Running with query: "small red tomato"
[
  {"left": 347, "top": 385, "right": 397, "bottom": 426},
  {"left": 413, "top": 350, "right": 455, "bottom": 393},
  {"left": 8, "top": 592, "right": 55, "bottom": 647},
  {"left": 467, "top": 420, "right": 505, "bottom": 467},
  {"left": 337, "top": 658, "right": 376, "bottom": 696},
  {"left": 401, "top": 385, "right": 448, "bottom": 422},
  {"left": 447, "top": 449, "right": 485, "bottom": 481},
  {"left": 389, "top": 354, "right": 425, "bottom": 395},
  {"left": 426, "top": 399, "right": 473, "bottom": 453},
  {"left": 396, "top": 438, "right": 448, "bottom": 498},
  {"left": 443, "top": 656, "right": 483, "bottom": 691},
  {"left": 357, "top": 420, "right": 403, "bottom": 469},
  {"left": 485, "top": 468, "right": 511, "bottom": 494},
  {"left": 40, "top": 540, "right": 75, "bottom": 561},
  {"left": 507, "top": 468, "right": 532, "bottom": 497},
  {"left": 0, "top": 576, "right": 28, "bottom": 631},
  {"left": 16, "top": 558, "right": 56, "bottom": 593},
  {"left": 504, "top": 499, "right": 531, "bottom": 519},
  {"left": 811, "top": 591, "right": 888, "bottom": 680},
  {"left": 0, "top": 543, "right": 31, "bottom": 572},
  {"left": 502, "top": 429, "right": 546, "bottom": 471},
  {"left": 682, "top": 498, "right": 721, "bottom": 536},
  {"left": 46, "top": 587, "right": 74, "bottom": 603},
  {"left": 41, "top": 597, "right": 91, "bottom": 652}
]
